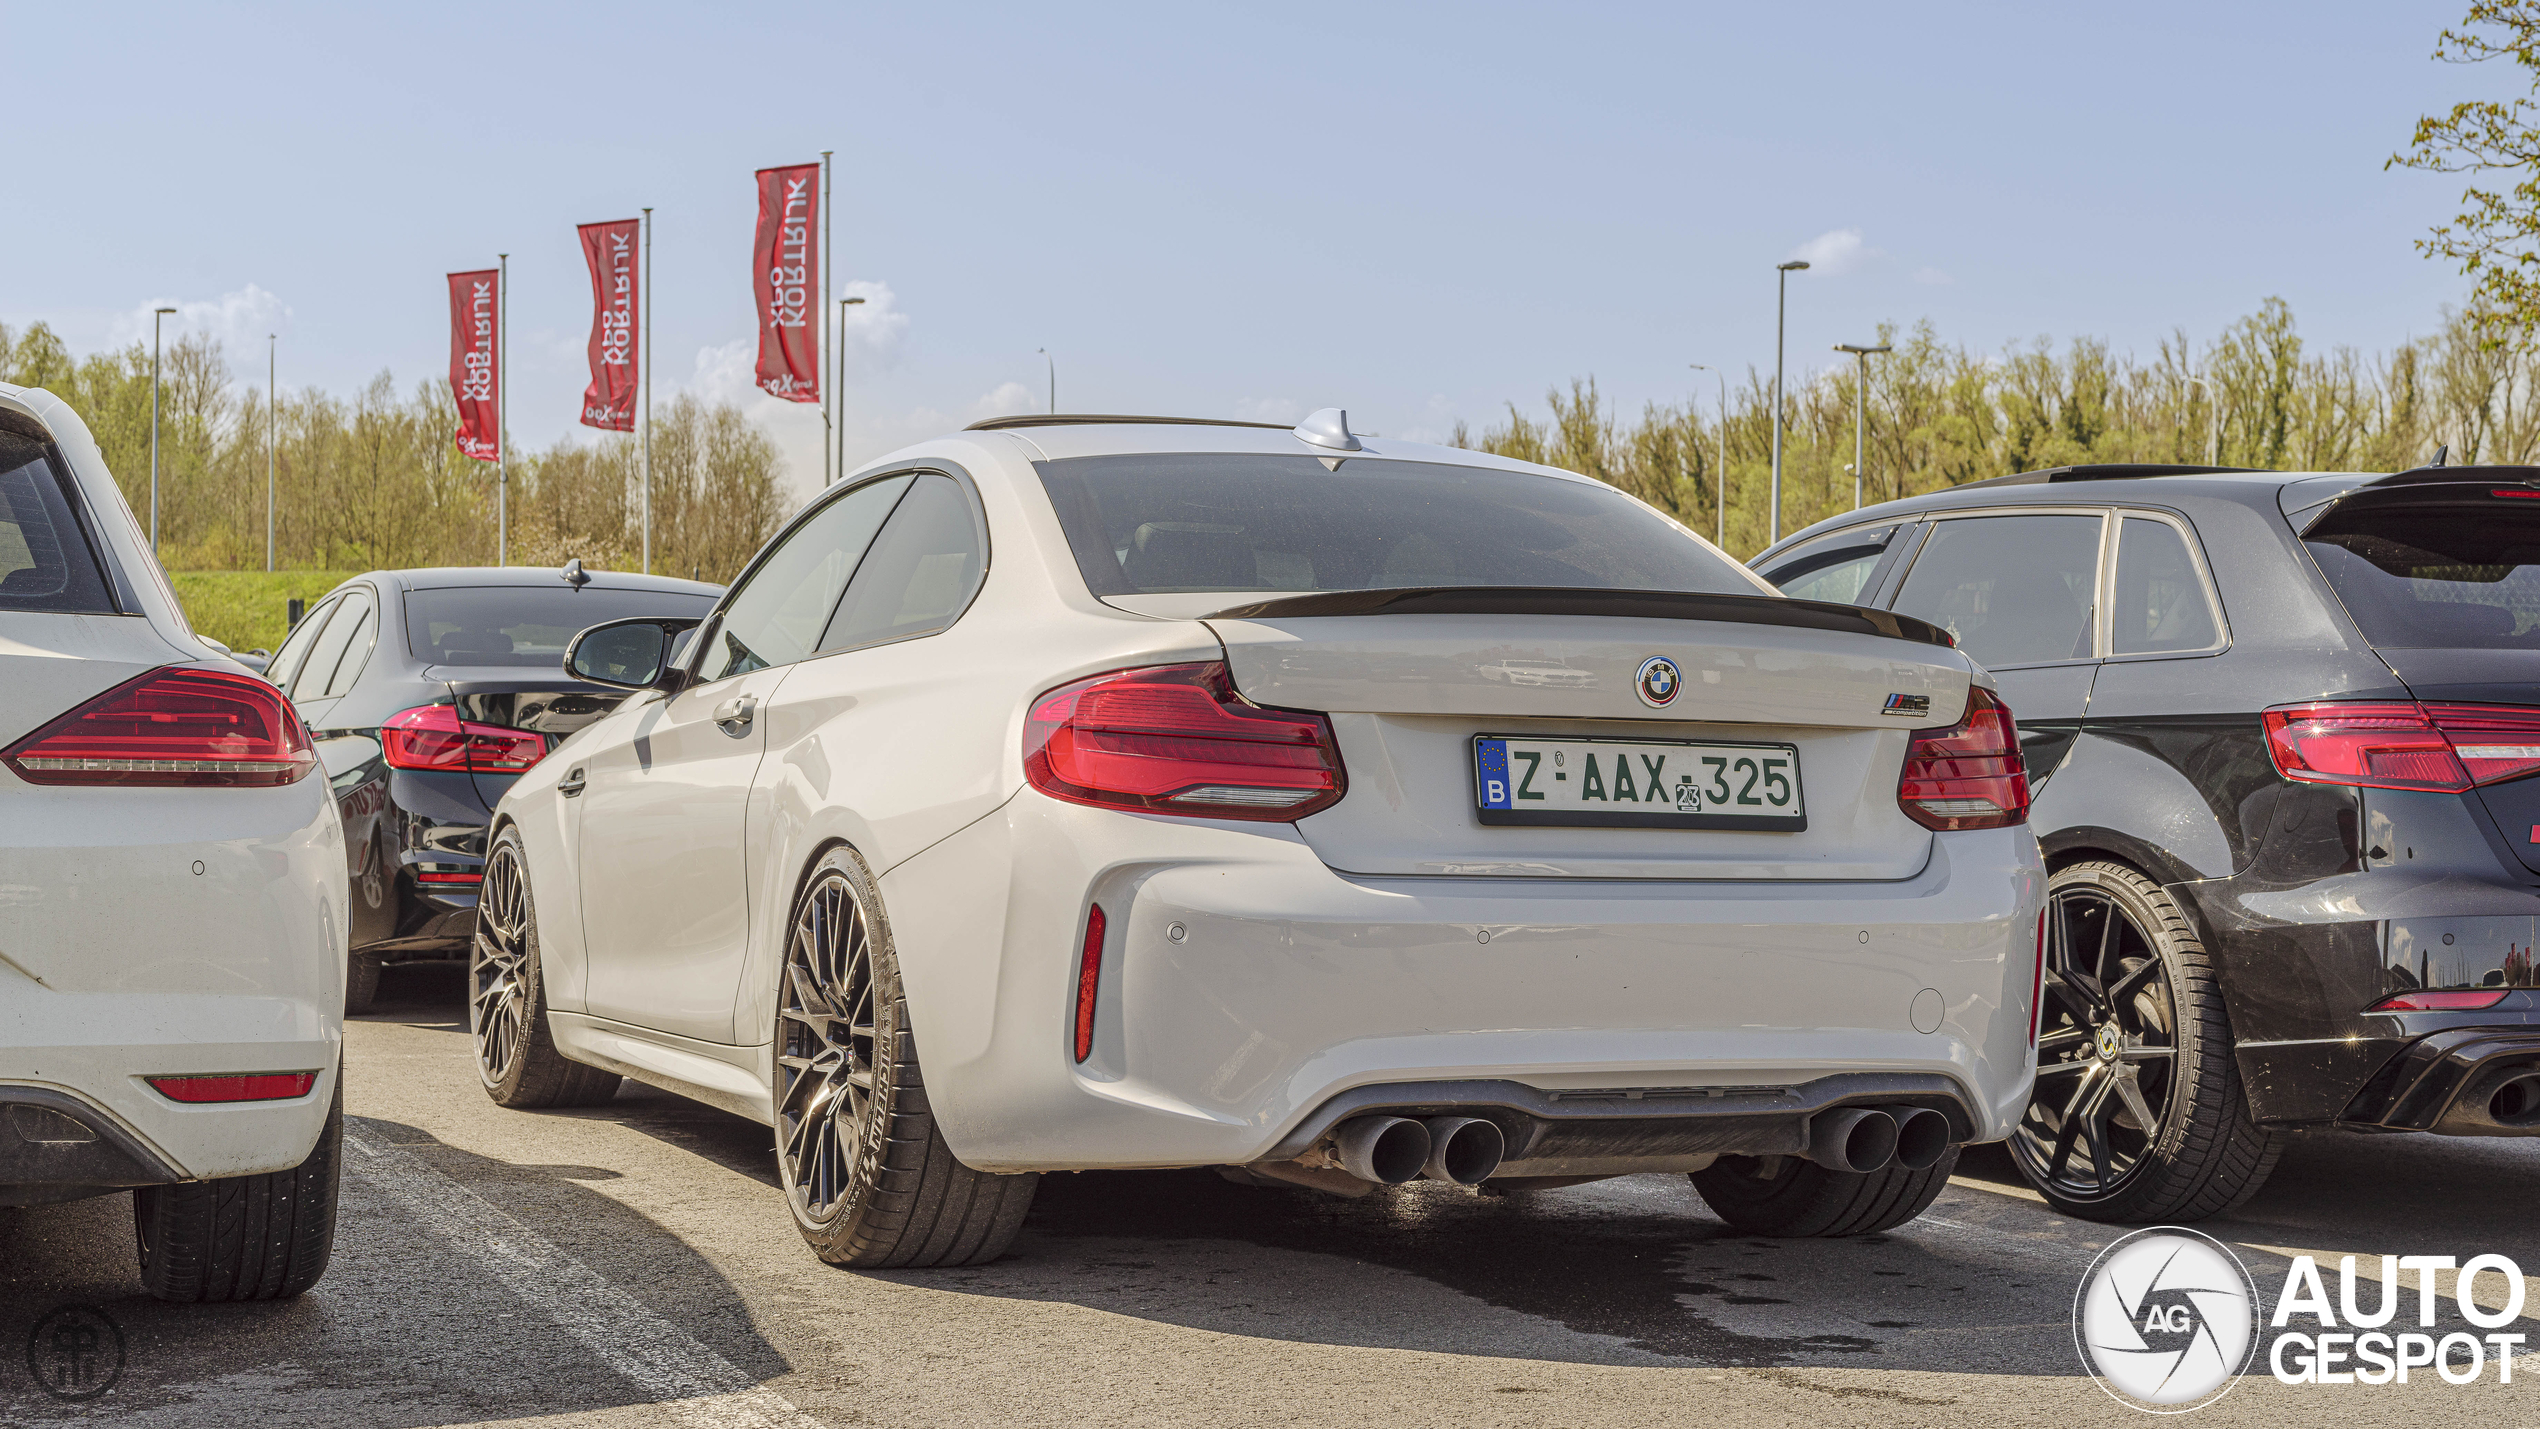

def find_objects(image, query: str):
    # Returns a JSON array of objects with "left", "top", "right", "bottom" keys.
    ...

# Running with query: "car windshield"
[
  {"left": 2306, "top": 500, "right": 2540, "bottom": 648},
  {"left": 404, "top": 585, "right": 719, "bottom": 667},
  {"left": 1035, "top": 452, "right": 1756, "bottom": 597}
]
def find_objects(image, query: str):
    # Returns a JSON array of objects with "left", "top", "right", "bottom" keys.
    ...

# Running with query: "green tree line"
[
  {"left": 1457, "top": 299, "right": 2534, "bottom": 558},
  {"left": 0, "top": 321, "right": 788, "bottom": 583}
]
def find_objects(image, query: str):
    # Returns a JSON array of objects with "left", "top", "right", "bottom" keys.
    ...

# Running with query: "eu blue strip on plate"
[{"left": 1475, "top": 737, "right": 1513, "bottom": 809}]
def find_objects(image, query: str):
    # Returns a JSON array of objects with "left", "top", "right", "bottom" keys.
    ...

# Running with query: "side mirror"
[{"left": 564, "top": 617, "right": 703, "bottom": 691}]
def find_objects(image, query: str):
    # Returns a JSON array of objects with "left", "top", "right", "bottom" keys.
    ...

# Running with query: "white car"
[
  {"left": 0, "top": 382, "right": 346, "bottom": 1300},
  {"left": 480, "top": 410, "right": 2044, "bottom": 1267}
]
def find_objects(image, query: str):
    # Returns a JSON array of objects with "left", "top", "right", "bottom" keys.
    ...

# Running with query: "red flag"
[
  {"left": 752, "top": 163, "right": 820, "bottom": 403},
  {"left": 446, "top": 270, "right": 500, "bottom": 462},
  {"left": 578, "top": 218, "right": 641, "bottom": 432}
]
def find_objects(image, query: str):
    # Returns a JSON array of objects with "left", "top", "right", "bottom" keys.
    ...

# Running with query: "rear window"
[
  {"left": 2306, "top": 498, "right": 2540, "bottom": 648},
  {"left": 405, "top": 585, "right": 718, "bottom": 667},
  {"left": 1036, "top": 453, "right": 1756, "bottom": 597},
  {"left": 0, "top": 426, "right": 117, "bottom": 615}
]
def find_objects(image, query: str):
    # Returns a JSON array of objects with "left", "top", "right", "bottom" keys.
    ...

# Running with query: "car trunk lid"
[{"left": 438, "top": 669, "right": 633, "bottom": 808}]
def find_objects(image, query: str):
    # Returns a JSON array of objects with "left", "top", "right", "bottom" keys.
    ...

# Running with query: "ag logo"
[
  {"left": 2075, "top": 1227, "right": 2259, "bottom": 1413},
  {"left": 1635, "top": 656, "right": 1681, "bottom": 709}
]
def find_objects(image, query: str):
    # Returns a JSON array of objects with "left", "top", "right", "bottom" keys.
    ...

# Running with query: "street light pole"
[
  {"left": 1833, "top": 342, "right": 1892, "bottom": 510},
  {"left": 830, "top": 296, "right": 865, "bottom": 486},
  {"left": 266, "top": 334, "right": 277, "bottom": 573},
  {"left": 149, "top": 306, "right": 175, "bottom": 554},
  {"left": 1770, "top": 261, "right": 1809, "bottom": 547},
  {"left": 1689, "top": 363, "right": 1728, "bottom": 549},
  {"left": 1038, "top": 348, "right": 1055, "bottom": 414}
]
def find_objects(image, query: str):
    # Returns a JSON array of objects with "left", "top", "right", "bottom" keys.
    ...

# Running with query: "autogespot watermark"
[
  {"left": 25, "top": 1304, "right": 125, "bottom": 1402},
  {"left": 2072, "top": 1227, "right": 2531, "bottom": 1412}
]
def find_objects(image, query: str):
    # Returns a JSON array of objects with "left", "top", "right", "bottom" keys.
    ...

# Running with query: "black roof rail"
[
  {"left": 1961, "top": 462, "right": 2266, "bottom": 489},
  {"left": 965, "top": 414, "right": 1293, "bottom": 433}
]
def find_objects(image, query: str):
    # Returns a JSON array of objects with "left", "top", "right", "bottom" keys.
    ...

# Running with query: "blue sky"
[{"left": 6, "top": 2, "right": 2482, "bottom": 496}]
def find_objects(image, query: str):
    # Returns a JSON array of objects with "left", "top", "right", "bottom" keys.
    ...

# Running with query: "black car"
[
  {"left": 260, "top": 563, "right": 721, "bottom": 1010},
  {"left": 1754, "top": 463, "right": 2540, "bottom": 1222}
]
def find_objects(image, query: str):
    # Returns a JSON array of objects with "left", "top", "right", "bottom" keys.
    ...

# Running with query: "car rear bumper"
[
  {"left": 0, "top": 775, "right": 347, "bottom": 1194},
  {"left": 881, "top": 794, "right": 2045, "bottom": 1172}
]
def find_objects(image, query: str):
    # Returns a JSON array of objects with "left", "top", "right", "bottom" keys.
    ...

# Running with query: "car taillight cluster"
[
  {"left": 2264, "top": 701, "right": 2540, "bottom": 793},
  {"left": 1, "top": 666, "right": 316, "bottom": 788},
  {"left": 1897, "top": 688, "right": 2031, "bottom": 831},
  {"left": 381, "top": 704, "right": 547, "bottom": 773},
  {"left": 1023, "top": 662, "right": 1344, "bottom": 821}
]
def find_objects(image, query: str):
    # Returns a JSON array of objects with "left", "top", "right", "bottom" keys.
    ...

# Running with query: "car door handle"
[
  {"left": 713, "top": 695, "right": 758, "bottom": 736},
  {"left": 558, "top": 767, "right": 586, "bottom": 797}
]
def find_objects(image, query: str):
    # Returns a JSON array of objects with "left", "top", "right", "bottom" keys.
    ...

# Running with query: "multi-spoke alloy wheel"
[
  {"left": 773, "top": 846, "right": 1038, "bottom": 1268},
  {"left": 2008, "top": 861, "right": 2280, "bottom": 1223},
  {"left": 468, "top": 827, "right": 620, "bottom": 1109},
  {"left": 777, "top": 868, "right": 880, "bottom": 1226}
]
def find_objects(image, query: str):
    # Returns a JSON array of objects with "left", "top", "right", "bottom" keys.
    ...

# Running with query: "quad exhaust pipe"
[
  {"left": 1803, "top": 1106, "right": 1955, "bottom": 1173},
  {"left": 1328, "top": 1114, "right": 1508, "bottom": 1185}
]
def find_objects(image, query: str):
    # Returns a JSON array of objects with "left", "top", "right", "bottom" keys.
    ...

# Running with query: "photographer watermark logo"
[
  {"left": 25, "top": 1304, "right": 124, "bottom": 1401},
  {"left": 2074, "top": 1227, "right": 2259, "bottom": 1413}
]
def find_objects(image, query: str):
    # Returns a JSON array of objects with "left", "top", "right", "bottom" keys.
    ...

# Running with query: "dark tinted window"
[
  {"left": 697, "top": 474, "right": 911, "bottom": 681},
  {"left": 296, "top": 587, "right": 375, "bottom": 702},
  {"left": 1893, "top": 514, "right": 2104, "bottom": 668},
  {"left": 264, "top": 597, "right": 340, "bottom": 694},
  {"left": 820, "top": 474, "right": 983, "bottom": 651},
  {"left": 1761, "top": 523, "right": 1900, "bottom": 606},
  {"left": 2110, "top": 517, "right": 2221, "bottom": 654},
  {"left": 405, "top": 585, "right": 720, "bottom": 668},
  {"left": 2307, "top": 501, "right": 2540, "bottom": 648},
  {"left": 1037, "top": 453, "right": 1754, "bottom": 596},
  {"left": 0, "top": 430, "right": 116, "bottom": 615}
]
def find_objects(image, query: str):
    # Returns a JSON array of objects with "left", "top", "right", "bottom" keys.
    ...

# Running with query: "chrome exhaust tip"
[
  {"left": 1807, "top": 1108, "right": 1900, "bottom": 1173},
  {"left": 1891, "top": 1107, "right": 1953, "bottom": 1171},
  {"left": 1332, "top": 1115, "right": 1432, "bottom": 1185},
  {"left": 2491, "top": 1074, "right": 2540, "bottom": 1128},
  {"left": 1419, "top": 1117, "right": 1506, "bottom": 1185}
]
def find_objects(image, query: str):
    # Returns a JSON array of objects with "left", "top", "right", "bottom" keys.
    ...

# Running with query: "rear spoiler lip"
[{"left": 1203, "top": 586, "right": 1957, "bottom": 650}]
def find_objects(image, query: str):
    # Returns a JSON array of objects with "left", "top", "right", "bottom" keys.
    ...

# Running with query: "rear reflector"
[
  {"left": 2366, "top": 989, "right": 2513, "bottom": 1012},
  {"left": 382, "top": 703, "right": 547, "bottom": 773},
  {"left": 147, "top": 1072, "right": 319, "bottom": 1103},
  {"left": 2029, "top": 908, "right": 2048, "bottom": 1046},
  {"left": 2264, "top": 701, "right": 2540, "bottom": 793},
  {"left": 415, "top": 869, "right": 484, "bottom": 884},
  {"left": 1074, "top": 905, "right": 1106, "bottom": 1063},
  {"left": 2, "top": 666, "right": 315, "bottom": 788},
  {"left": 1897, "top": 688, "right": 2030, "bottom": 831},
  {"left": 1024, "top": 662, "right": 1344, "bottom": 821}
]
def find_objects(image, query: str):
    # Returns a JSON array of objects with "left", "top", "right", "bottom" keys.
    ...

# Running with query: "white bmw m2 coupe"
[{"left": 478, "top": 410, "right": 2044, "bottom": 1267}]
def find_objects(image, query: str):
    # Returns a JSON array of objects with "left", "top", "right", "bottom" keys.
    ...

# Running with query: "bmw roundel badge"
[{"left": 1636, "top": 656, "right": 1682, "bottom": 708}]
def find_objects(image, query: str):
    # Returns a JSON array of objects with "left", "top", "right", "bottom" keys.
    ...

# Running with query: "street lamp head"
[
  {"left": 154, "top": 306, "right": 177, "bottom": 314},
  {"left": 1777, "top": 261, "right": 1810, "bottom": 272},
  {"left": 842, "top": 297, "right": 866, "bottom": 306}
]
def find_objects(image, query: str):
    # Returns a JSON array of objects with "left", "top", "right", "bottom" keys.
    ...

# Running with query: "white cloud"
[
  {"left": 969, "top": 382, "right": 1035, "bottom": 422},
  {"left": 112, "top": 285, "right": 292, "bottom": 366},
  {"left": 1913, "top": 266, "right": 1955, "bottom": 286},
  {"left": 1233, "top": 396, "right": 1303, "bottom": 426},
  {"left": 836, "top": 280, "right": 909, "bottom": 376},
  {"left": 1785, "top": 228, "right": 1880, "bottom": 277}
]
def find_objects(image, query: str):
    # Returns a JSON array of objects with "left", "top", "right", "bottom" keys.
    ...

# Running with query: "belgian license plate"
[{"left": 1472, "top": 734, "right": 1806, "bottom": 831}]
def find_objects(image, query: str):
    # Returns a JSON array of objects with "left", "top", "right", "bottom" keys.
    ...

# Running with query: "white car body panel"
[
  {"left": 0, "top": 382, "right": 346, "bottom": 1194},
  {"left": 494, "top": 420, "right": 2044, "bottom": 1181}
]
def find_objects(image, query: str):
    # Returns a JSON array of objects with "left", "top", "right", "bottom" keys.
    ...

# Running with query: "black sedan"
[
  {"left": 1756, "top": 463, "right": 2540, "bottom": 1223},
  {"left": 261, "top": 563, "right": 720, "bottom": 1009}
]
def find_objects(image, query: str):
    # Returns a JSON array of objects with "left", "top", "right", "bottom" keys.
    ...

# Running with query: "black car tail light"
[
  {"left": 1023, "top": 663, "right": 1344, "bottom": 822},
  {"left": 1898, "top": 688, "right": 2031, "bottom": 831},
  {"left": 1, "top": 666, "right": 315, "bottom": 787},
  {"left": 2264, "top": 701, "right": 2540, "bottom": 793},
  {"left": 381, "top": 704, "right": 547, "bottom": 773}
]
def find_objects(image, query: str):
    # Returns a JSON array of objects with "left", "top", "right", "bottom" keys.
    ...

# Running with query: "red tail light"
[
  {"left": 1023, "top": 662, "right": 1344, "bottom": 821},
  {"left": 2264, "top": 701, "right": 2540, "bottom": 793},
  {"left": 1898, "top": 687, "right": 2030, "bottom": 831},
  {"left": 147, "top": 1072, "right": 319, "bottom": 1103},
  {"left": 382, "top": 704, "right": 547, "bottom": 773},
  {"left": 2366, "top": 989, "right": 2512, "bottom": 1012},
  {"left": 2, "top": 666, "right": 315, "bottom": 788},
  {"left": 1074, "top": 904, "right": 1106, "bottom": 1063}
]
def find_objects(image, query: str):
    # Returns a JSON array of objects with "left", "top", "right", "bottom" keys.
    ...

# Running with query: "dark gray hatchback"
[{"left": 1755, "top": 463, "right": 2540, "bottom": 1223}]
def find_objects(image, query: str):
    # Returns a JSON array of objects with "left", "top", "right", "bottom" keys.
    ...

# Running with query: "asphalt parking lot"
[{"left": 2, "top": 964, "right": 2533, "bottom": 1426}]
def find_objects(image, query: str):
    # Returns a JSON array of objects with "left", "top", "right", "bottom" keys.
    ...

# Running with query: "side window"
[
  {"left": 1759, "top": 524, "right": 1900, "bottom": 606},
  {"left": 820, "top": 474, "right": 987, "bottom": 652},
  {"left": 1892, "top": 514, "right": 2105, "bottom": 669},
  {"left": 264, "top": 597, "right": 341, "bottom": 696},
  {"left": 698, "top": 474, "right": 913, "bottom": 682},
  {"left": 2111, "top": 517, "right": 2221, "bottom": 655},
  {"left": 315, "top": 593, "right": 379, "bottom": 698},
  {"left": 295, "top": 587, "right": 376, "bottom": 702}
]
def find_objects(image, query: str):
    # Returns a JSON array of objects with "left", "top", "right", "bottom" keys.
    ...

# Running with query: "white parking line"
[{"left": 345, "top": 1125, "right": 825, "bottom": 1429}]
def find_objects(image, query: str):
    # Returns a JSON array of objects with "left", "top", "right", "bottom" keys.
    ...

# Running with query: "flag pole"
[
  {"left": 497, "top": 252, "right": 509, "bottom": 567},
  {"left": 266, "top": 334, "right": 276, "bottom": 572},
  {"left": 820, "top": 149, "right": 834, "bottom": 488},
  {"left": 642, "top": 207, "right": 653, "bottom": 576}
]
